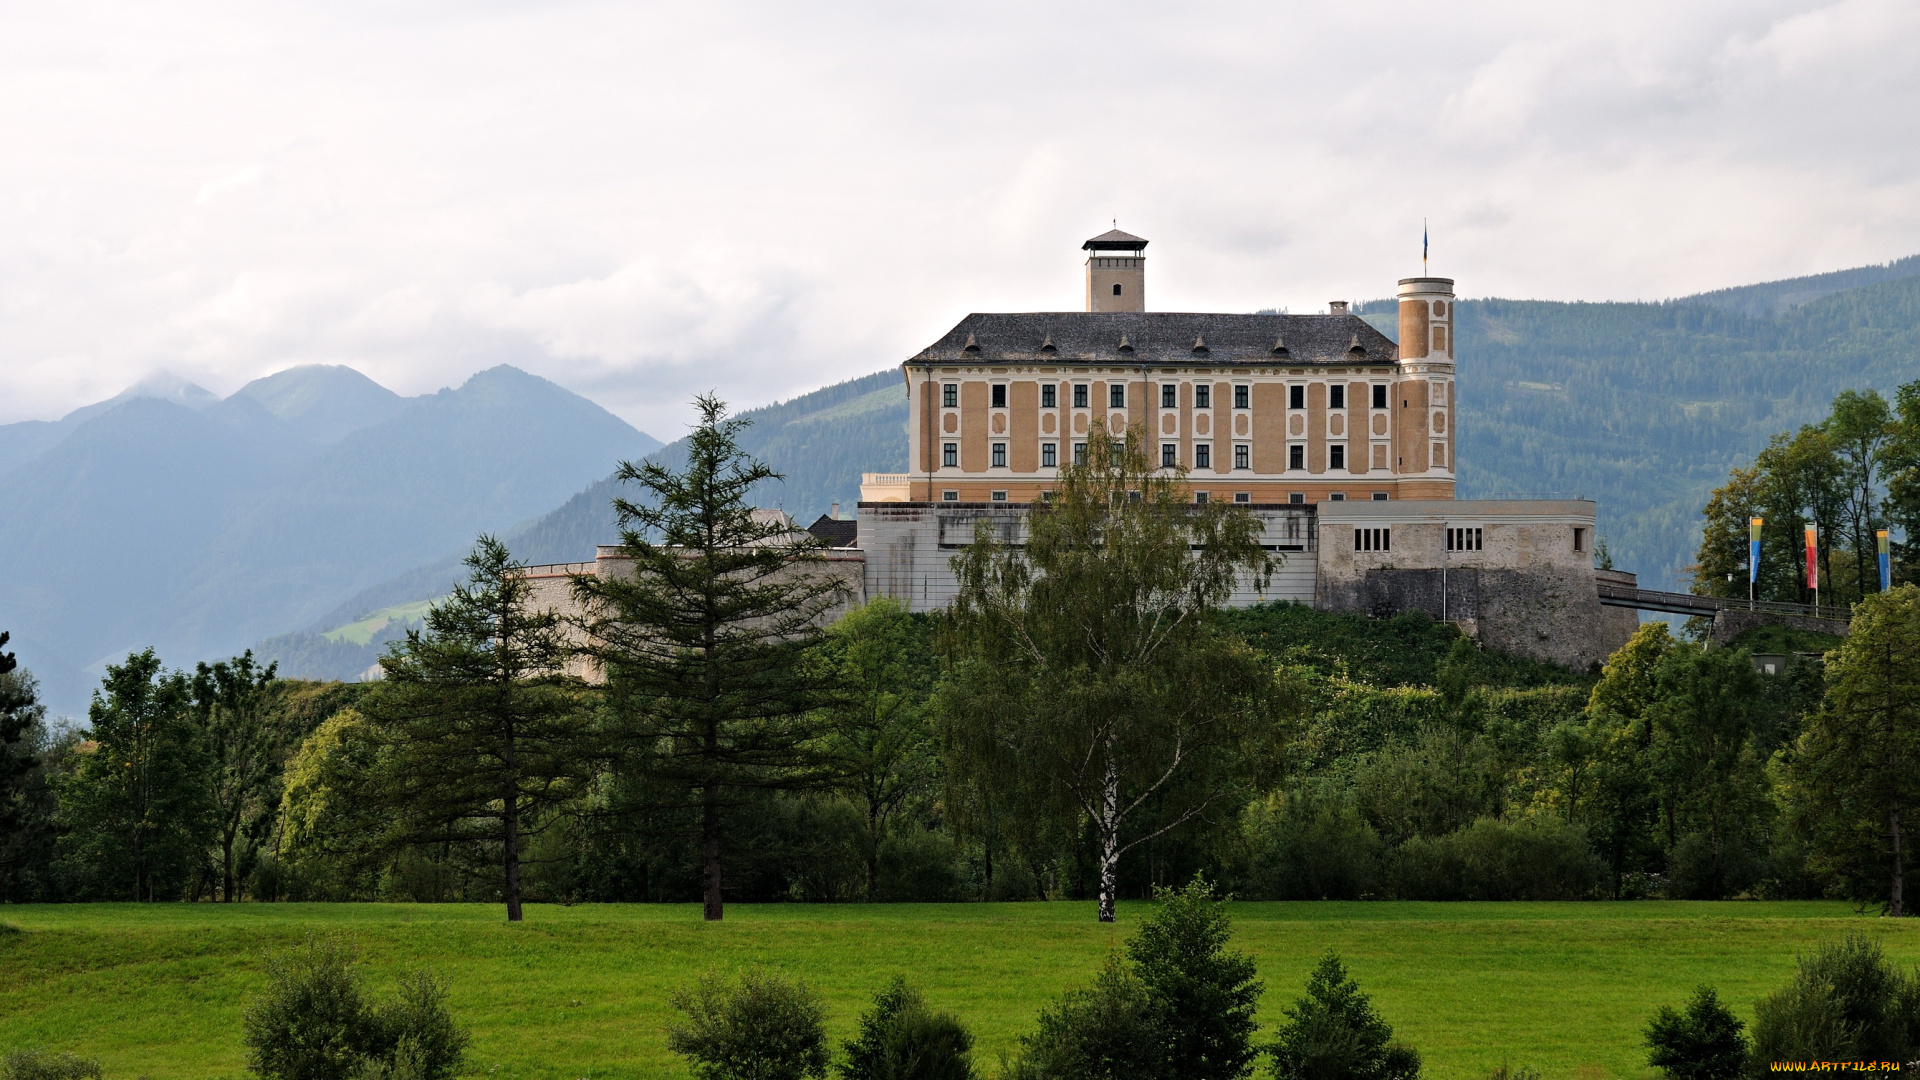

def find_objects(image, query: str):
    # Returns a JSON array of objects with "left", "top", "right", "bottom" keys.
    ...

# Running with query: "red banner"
[{"left": 1804, "top": 527, "right": 1818, "bottom": 590}]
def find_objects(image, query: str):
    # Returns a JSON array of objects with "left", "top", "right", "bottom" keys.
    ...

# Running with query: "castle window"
[
  {"left": 1109, "top": 384, "right": 1126, "bottom": 408},
  {"left": 1195, "top": 443, "right": 1211, "bottom": 469},
  {"left": 1195, "top": 491, "right": 1209, "bottom": 504},
  {"left": 1161, "top": 443, "right": 1177, "bottom": 468},
  {"left": 1234, "top": 385, "right": 1249, "bottom": 409},
  {"left": 1372, "top": 492, "right": 1388, "bottom": 501},
  {"left": 1041, "top": 442, "right": 1057, "bottom": 467},
  {"left": 1574, "top": 527, "right": 1586, "bottom": 552},
  {"left": 943, "top": 383, "right": 958, "bottom": 408},
  {"left": 1329, "top": 492, "right": 1346, "bottom": 501},
  {"left": 1073, "top": 442, "right": 1088, "bottom": 465},
  {"left": 1447, "top": 527, "right": 1483, "bottom": 551},
  {"left": 1195, "top": 385, "right": 1211, "bottom": 409},
  {"left": 1162, "top": 384, "right": 1177, "bottom": 409},
  {"left": 1330, "top": 444, "right": 1345, "bottom": 470},
  {"left": 1234, "top": 492, "right": 1251, "bottom": 503},
  {"left": 1372, "top": 384, "right": 1388, "bottom": 409},
  {"left": 991, "top": 384, "right": 1006, "bottom": 408},
  {"left": 1073, "top": 384, "right": 1089, "bottom": 408},
  {"left": 942, "top": 490, "right": 959, "bottom": 501},
  {"left": 1355, "top": 527, "right": 1391, "bottom": 552},
  {"left": 1290, "top": 493, "right": 1305, "bottom": 505},
  {"left": 1330, "top": 385, "right": 1345, "bottom": 409},
  {"left": 942, "top": 443, "right": 957, "bottom": 468},
  {"left": 1234, "top": 444, "right": 1250, "bottom": 470},
  {"left": 992, "top": 490, "right": 1008, "bottom": 502},
  {"left": 1288, "top": 445, "right": 1304, "bottom": 470},
  {"left": 991, "top": 443, "right": 1007, "bottom": 468},
  {"left": 1042, "top": 384, "right": 1057, "bottom": 408},
  {"left": 1289, "top": 385, "right": 1305, "bottom": 410},
  {"left": 1112, "top": 283, "right": 1123, "bottom": 296}
]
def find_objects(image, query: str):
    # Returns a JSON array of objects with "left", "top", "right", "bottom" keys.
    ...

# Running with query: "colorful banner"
[
  {"left": 1805, "top": 527, "right": 1819, "bottom": 591},
  {"left": 1879, "top": 530, "right": 1891, "bottom": 592},
  {"left": 1749, "top": 517, "right": 1762, "bottom": 586}
]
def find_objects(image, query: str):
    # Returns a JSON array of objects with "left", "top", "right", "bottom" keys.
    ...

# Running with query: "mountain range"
[
  {"left": 0, "top": 365, "right": 661, "bottom": 714},
  {"left": 9, "top": 252, "right": 1920, "bottom": 712}
]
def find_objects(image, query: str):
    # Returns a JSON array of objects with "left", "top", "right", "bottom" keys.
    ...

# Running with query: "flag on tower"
[{"left": 1423, "top": 221, "right": 1428, "bottom": 272}]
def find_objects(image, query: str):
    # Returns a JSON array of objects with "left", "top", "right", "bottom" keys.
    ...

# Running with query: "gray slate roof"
[
  {"left": 910, "top": 312, "right": 1399, "bottom": 367},
  {"left": 1083, "top": 229, "right": 1149, "bottom": 250}
]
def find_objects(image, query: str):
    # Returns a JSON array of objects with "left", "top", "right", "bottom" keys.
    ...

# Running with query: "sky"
[{"left": 2, "top": 0, "right": 1918, "bottom": 440}]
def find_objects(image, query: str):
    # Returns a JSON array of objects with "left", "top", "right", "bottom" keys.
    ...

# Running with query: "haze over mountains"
[
  {"left": 1, "top": 365, "right": 661, "bottom": 714},
  {"left": 8, "top": 253, "right": 1920, "bottom": 712}
]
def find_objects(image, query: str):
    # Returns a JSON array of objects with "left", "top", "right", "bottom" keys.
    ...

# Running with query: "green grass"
[
  {"left": 320, "top": 598, "right": 440, "bottom": 646},
  {"left": 2, "top": 901, "right": 1915, "bottom": 1079}
]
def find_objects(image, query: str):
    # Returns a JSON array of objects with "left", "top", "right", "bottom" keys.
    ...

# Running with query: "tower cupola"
[
  {"left": 1396, "top": 277, "right": 1455, "bottom": 363},
  {"left": 1084, "top": 229, "right": 1147, "bottom": 312}
]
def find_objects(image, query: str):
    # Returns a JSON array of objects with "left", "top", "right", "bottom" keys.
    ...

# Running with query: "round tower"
[{"left": 1396, "top": 277, "right": 1455, "bottom": 361}]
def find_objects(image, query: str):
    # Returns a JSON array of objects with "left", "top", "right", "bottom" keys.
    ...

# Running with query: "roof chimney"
[{"left": 1329, "top": 301, "right": 1349, "bottom": 315}]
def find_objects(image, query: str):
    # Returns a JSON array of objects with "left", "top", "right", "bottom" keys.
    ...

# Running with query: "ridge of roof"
[
  {"left": 909, "top": 311, "right": 1400, "bottom": 366},
  {"left": 1083, "top": 229, "right": 1149, "bottom": 250}
]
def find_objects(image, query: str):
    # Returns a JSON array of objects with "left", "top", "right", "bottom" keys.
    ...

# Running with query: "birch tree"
[{"left": 938, "top": 423, "right": 1289, "bottom": 922}]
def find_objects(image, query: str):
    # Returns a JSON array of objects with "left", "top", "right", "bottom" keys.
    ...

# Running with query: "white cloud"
[{"left": 0, "top": 0, "right": 1916, "bottom": 436}]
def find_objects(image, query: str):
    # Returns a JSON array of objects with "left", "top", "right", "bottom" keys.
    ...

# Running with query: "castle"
[{"left": 527, "top": 232, "right": 1642, "bottom": 670}]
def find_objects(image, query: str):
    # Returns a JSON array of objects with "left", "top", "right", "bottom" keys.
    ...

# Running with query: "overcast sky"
[{"left": 2, "top": 0, "right": 1917, "bottom": 437}]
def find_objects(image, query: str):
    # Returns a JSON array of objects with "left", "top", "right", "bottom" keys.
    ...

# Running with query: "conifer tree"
[
  {"left": 574, "top": 395, "right": 848, "bottom": 921},
  {"left": 364, "top": 535, "right": 593, "bottom": 921}
]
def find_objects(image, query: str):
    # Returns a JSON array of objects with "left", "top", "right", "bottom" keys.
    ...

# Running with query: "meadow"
[{"left": 2, "top": 900, "right": 1916, "bottom": 1080}]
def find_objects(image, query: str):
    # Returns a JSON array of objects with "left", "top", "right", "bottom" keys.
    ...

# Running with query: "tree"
[
  {"left": 1126, "top": 877, "right": 1262, "bottom": 1080},
  {"left": 0, "top": 632, "right": 56, "bottom": 899},
  {"left": 1828, "top": 390, "right": 1896, "bottom": 597},
  {"left": 1645, "top": 644, "right": 1769, "bottom": 898},
  {"left": 668, "top": 969, "right": 830, "bottom": 1080},
  {"left": 56, "top": 650, "right": 212, "bottom": 900},
  {"left": 1643, "top": 986, "right": 1746, "bottom": 1080},
  {"left": 938, "top": 424, "right": 1285, "bottom": 921},
  {"left": 575, "top": 395, "right": 848, "bottom": 920},
  {"left": 1883, "top": 379, "right": 1920, "bottom": 584},
  {"left": 363, "top": 535, "right": 595, "bottom": 921},
  {"left": 190, "top": 651, "right": 282, "bottom": 902},
  {"left": 1267, "top": 953, "right": 1420, "bottom": 1080},
  {"left": 813, "top": 599, "right": 939, "bottom": 898},
  {"left": 1790, "top": 584, "right": 1920, "bottom": 915}
]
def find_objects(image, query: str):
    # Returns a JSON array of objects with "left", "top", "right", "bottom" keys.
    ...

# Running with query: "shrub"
[
  {"left": 875, "top": 830, "right": 964, "bottom": 903},
  {"left": 1126, "top": 877, "right": 1262, "bottom": 1080},
  {"left": 668, "top": 969, "right": 831, "bottom": 1080},
  {"left": 1005, "top": 953, "right": 1168, "bottom": 1080},
  {"left": 0, "top": 1049, "right": 103, "bottom": 1080},
  {"left": 1484, "top": 1066, "right": 1540, "bottom": 1080},
  {"left": 1267, "top": 953, "right": 1420, "bottom": 1080},
  {"left": 1644, "top": 986, "right": 1746, "bottom": 1080},
  {"left": 1749, "top": 935, "right": 1920, "bottom": 1066},
  {"left": 245, "top": 936, "right": 379, "bottom": 1080},
  {"left": 1392, "top": 818, "right": 1603, "bottom": 901},
  {"left": 840, "top": 976, "right": 975, "bottom": 1080},
  {"left": 242, "top": 936, "right": 469, "bottom": 1080},
  {"left": 1240, "top": 786, "right": 1384, "bottom": 901}
]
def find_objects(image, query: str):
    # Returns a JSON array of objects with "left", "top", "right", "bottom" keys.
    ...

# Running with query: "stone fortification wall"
[
  {"left": 1315, "top": 500, "right": 1636, "bottom": 670},
  {"left": 1710, "top": 608, "right": 1850, "bottom": 645}
]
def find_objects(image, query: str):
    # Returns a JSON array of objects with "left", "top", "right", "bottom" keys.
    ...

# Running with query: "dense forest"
[{"left": 8, "top": 393, "right": 1917, "bottom": 919}]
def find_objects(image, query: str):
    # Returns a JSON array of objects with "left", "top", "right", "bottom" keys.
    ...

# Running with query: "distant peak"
[{"left": 62, "top": 370, "right": 218, "bottom": 423}]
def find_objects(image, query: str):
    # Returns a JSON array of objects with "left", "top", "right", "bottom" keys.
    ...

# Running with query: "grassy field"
[{"left": 3, "top": 901, "right": 1916, "bottom": 1079}]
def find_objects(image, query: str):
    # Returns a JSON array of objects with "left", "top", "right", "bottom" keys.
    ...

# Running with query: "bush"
[
  {"left": 1241, "top": 787, "right": 1384, "bottom": 901},
  {"left": 668, "top": 969, "right": 831, "bottom": 1080},
  {"left": 1006, "top": 953, "right": 1168, "bottom": 1080},
  {"left": 1749, "top": 936, "right": 1920, "bottom": 1067},
  {"left": 1665, "top": 831, "right": 1767, "bottom": 901},
  {"left": 1126, "top": 877, "right": 1262, "bottom": 1080},
  {"left": 242, "top": 936, "right": 469, "bottom": 1080},
  {"left": 1644, "top": 986, "right": 1746, "bottom": 1080},
  {"left": 0, "top": 1049, "right": 103, "bottom": 1080},
  {"left": 1392, "top": 818, "right": 1604, "bottom": 901},
  {"left": 840, "top": 976, "right": 975, "bottom": 1080},
  {"left": 1267, "top": 953, "right": 1420, "bottom": 1080},
  {"left": 875, "top": 830, "right": 964, "bottom": 903}
]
